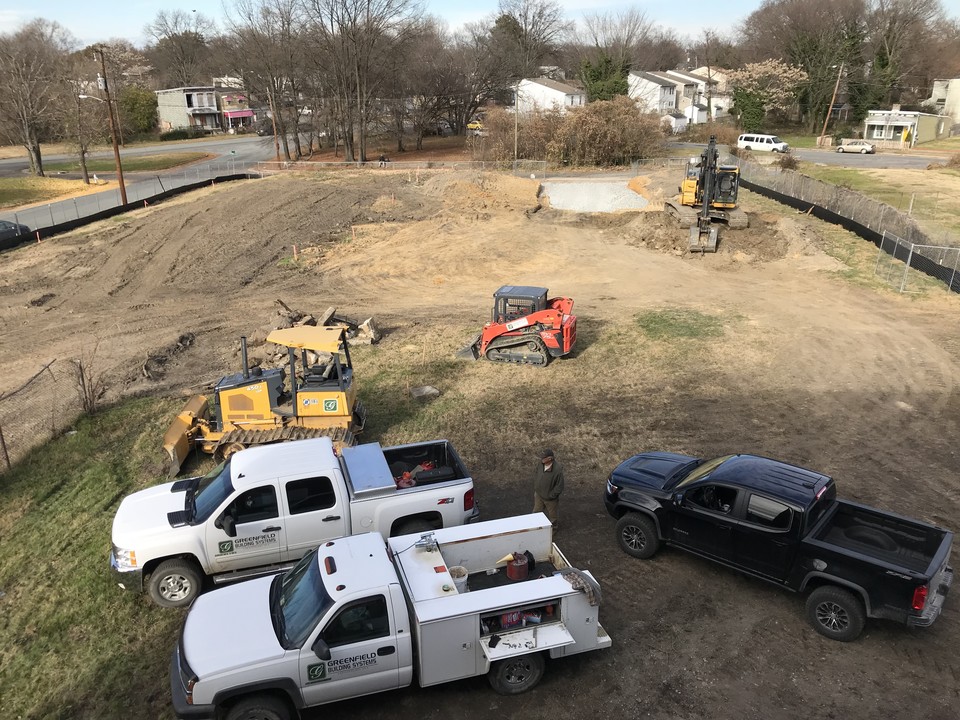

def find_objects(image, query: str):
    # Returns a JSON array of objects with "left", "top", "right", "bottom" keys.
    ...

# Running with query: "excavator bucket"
[
  {"left": 456, "top": 333, "right": 482, "bottom": 360},
  {"left": 162, "top": 395, "right": 209, "bottom": 477},
  {"left": 689, "top": 225, "right": 718, "bottom": 254}
]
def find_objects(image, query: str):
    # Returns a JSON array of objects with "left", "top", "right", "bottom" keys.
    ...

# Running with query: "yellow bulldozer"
[{"left": 162, "top": 325, "right": 366, "bottom": 475}]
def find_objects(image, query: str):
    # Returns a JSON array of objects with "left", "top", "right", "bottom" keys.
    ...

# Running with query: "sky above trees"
[{"left": 9, "top": 0, "right": 760, "bottom": 46}]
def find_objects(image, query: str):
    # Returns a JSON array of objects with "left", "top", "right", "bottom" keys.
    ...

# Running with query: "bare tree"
[
  {"left": 577, "top": 8, "right": 654, "bottom": 70},
  {"left": 145, "top": 9, "right": 217, "bottom": 86},
  {"left": 304, "top": 0, "right": 423, "bottom": 162},
  {"left": 226, "top": 0, "right": 308, "bottom": 161},
  {"left": 494, "top": 0, "right": 571, "bottom": 77},
  {"left": 866, "top": 0, "right": 945, "bottom": 104},
  {"left": 0, "top": 20, "right": 75, "bottom": 176}
]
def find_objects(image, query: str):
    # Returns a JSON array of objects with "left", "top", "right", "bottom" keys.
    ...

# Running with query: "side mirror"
[
  {"left": 312, "top": 637, "right": 331, "bottom": 661},
  {"left": 221, "top": 513, "right": 237, "bottom": 538},
  {"left": 673, "top": 492, "right": 684, "bottom": 506}
]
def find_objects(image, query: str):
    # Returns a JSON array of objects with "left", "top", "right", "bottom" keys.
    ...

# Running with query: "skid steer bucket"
[{"left": 456, "top": 333, "right": 482, "bottom": 360}]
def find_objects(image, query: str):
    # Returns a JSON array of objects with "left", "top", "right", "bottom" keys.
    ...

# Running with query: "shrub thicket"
[{"left": 482, "top": 97, "right": 667, "bottom": 166}]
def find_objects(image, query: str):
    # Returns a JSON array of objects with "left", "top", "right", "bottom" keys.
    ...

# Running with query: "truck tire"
[
  {"left": 488, "top": 652, "right": 546, "bottom": 695},
  {"left": 805, "top": 586, "right": 865, "bottom": 642},
  {"left": 615, "top": 513, "right": 660, "bottom": 559},
  {"left": 148, "top": 559, "right": 202, "bottom": 608},
  {"left": 225, "top": 694, "right": 291, "bottom": 720}
]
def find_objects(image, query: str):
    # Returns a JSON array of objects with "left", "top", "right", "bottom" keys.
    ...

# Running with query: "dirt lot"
[{"left": 1, "top": 167, "right": 959, "bottom": 719}]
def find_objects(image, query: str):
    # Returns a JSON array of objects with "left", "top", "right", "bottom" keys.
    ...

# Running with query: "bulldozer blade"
[
  {"left": 162, "top": 394, "right": 208, "bottom": 477},
  {"left": 456, "top": 334, "right": 482, "bottom": 360}
]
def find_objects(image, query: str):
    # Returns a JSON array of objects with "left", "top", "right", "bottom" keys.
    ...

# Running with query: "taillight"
[
  {"left": 463, "top": 488, "right": 475, "bottom": 511},
  {"left": 912, "top": 585, "right": 928, "bottom": 611}
]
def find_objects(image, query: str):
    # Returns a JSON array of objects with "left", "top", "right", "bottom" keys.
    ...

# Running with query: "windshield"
[
  {"left": 275, "top": 550, "right": 334, "bottom": 649},
  {"left": 772, "top": 136, "right": 783, "bottom": 144},
  {"left": 675, "top": 455, "right": 734, "bottom": 488},
  {"left": 190, "top": 461, "right": 234, "bottom": 523}
]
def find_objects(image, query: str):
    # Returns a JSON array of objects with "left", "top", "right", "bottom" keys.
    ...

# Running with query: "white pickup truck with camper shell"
[
  {"left": 111, "top": 437, "right": 479, "bottom": 607},
  {"left": 170, "top": 513, "right": 611, "bottom": 720}
]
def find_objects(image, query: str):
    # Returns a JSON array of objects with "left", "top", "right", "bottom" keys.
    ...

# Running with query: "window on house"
[{"left": 186, "top": 94, "right": 194, "bottom": 108}]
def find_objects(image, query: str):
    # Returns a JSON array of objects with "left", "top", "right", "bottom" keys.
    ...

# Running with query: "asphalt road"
[
  {"left": 669, "top": 141, "right": 947, "bottom": 169},
  {"left": 0, "top": 136, "right": 276, "bottom": 233}
]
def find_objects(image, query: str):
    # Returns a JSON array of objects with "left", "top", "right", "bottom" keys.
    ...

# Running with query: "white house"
[
  {"left": 156, "top": 87, "right": 221, "bottom": 131},
  {"left": 627, "top": 72, "right": 677, "bottom": 113},
  {"left": 690, "top": 66, "right": 733, "bottom": 119},
  {"left": 863, "top": 105, "right": 949, "bottom": 147},
  {"left": 924, "top": 78, "right": 960, "bottom": 131},
  {"left": 516, "top": 77, "right": 586, "bottom": 114},
  {"left": 661, "top": 111, "right": 688, "bottom": 134},
  {"left": 661, "top": 70, "right": 724, "bottom": 121}
]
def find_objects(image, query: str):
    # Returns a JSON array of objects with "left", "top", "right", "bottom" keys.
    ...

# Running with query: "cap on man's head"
[{"left": 539, "top": 448, "right": 554, "bottom": 460}]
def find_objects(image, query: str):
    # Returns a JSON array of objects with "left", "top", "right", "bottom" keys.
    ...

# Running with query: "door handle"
[
  {"left": 322, "top": 515, "right": 342, "bottom": 522},
  {"left": 717, "top": 525, "right": 732, "bottom": 531},
  {"left": 377, "top": 646, "right": 396, "bottom": 656},
  {"left": 262, "top": 526, "right": 281, "bottom": 532}
]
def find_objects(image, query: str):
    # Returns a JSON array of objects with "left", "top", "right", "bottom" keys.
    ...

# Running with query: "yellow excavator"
[
  {"left": 162, "top": 325, "right": 366, "bottom": 475},
  {"left": 664, "top": 135, "right": 748, "bottom": 253}
]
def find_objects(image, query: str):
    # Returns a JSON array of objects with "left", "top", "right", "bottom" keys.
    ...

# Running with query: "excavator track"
[
  {"left": 215, "top": 425, "right": 356, "bottom": 456},
  {"left": 484, "top": 335, "right": 549, "bottom": 366}
]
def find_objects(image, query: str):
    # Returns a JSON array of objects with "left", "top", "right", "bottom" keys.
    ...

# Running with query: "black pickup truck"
[{"left": 603, "top": 452, "right": 953, "bottom": 641}]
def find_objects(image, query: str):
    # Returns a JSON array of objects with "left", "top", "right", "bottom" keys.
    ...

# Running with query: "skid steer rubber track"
[{"left": 484, "top": 335, "right": 549, "bottom": 366}]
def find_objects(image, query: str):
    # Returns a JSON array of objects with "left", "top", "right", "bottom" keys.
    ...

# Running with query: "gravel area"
[{"left": 541, "top": 180, "right": 649, "bottom": 212}]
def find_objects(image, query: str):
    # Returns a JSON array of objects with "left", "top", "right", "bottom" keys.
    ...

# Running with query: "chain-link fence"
[
  {"left": 875, "top": 230, "right": 960, "bottom": 294},
  {"left": 0, "top": 360, "right": 80, "bottom": 472},
  {"left": 737, "top": 159, "right": 960, "bottom": 294}
]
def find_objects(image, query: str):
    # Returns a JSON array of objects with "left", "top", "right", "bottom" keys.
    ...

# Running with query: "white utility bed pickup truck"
[
  {"left": 170, "top": 514, "right": 611, "bottom": 719},
  {"left": 111, "top": 436, "right": 478, "bottom": 607}
]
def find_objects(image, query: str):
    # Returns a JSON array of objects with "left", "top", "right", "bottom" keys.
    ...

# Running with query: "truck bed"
[
  {"left": 813, "top": 500, "right": 946, "bottom": 574},
  {"left": 343, "top": 440, "right": 469, "bottom": 499}
]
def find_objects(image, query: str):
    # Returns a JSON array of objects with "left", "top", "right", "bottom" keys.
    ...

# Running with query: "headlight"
[{"left": 113, "top": 546, "right": 137, "bottom": 570}]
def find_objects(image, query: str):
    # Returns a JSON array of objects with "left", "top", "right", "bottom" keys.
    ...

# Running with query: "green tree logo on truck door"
[{"left": 307, "top": 662, "right": 329, "bottom": 682}]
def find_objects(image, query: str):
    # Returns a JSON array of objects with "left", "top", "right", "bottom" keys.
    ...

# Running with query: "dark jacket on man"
[{"left": 533, "top": 459, "right": 564, "bottom": 501}]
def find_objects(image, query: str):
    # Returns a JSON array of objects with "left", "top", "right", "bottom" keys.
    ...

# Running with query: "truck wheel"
[
  {"left": 488, "top": 653, "right": 545, "bottom": 695},
  {"left": 148, "top": 559, "right": 202, "bottom": 608},
  {"left": 615, "top": 513, "right": 660, "bottom": 559},
  {"left": 806, "top": 586, "right": 865, "bottom": 642},
  {"left": 225, "top": 694, "right": 291, "bottom": 720}
]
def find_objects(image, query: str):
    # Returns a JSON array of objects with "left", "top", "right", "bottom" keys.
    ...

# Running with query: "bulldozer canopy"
[{"left": 267, "top": 325, "right": 346, "bottom": 353}]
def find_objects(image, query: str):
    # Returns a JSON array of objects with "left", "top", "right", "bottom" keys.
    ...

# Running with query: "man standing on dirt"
[{"left": 532, "top": 449, "right": 564, "bottom": 529}]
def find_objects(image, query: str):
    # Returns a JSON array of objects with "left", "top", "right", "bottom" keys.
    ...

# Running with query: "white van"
[{"left": 737, "top": 133, "right": 790, "bottom": 153}]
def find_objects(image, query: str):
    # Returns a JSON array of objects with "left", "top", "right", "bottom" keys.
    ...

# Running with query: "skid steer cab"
[
  {"left": 163, "top": 325, "right": 366, "bottom": 476},
  {"left": 459, "top": 285, "right": 577, "bottom": 367}
]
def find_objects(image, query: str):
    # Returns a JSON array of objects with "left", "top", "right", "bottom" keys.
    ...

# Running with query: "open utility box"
[{"left": 388, "top": 513, "right": 611, "bottom": 687}]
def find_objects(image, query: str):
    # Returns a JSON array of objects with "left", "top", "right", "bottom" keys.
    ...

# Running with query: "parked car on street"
[
  {"left": 0, "top": 219, "right": 30, "bottom": 241},
  {"left": 837, "top": 139, "right": 876, "bottom": 154}
]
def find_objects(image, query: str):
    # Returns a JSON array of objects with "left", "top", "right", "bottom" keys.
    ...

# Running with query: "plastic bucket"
[{"left": 449, "top": 565, "right": 469, "bottom": 593}]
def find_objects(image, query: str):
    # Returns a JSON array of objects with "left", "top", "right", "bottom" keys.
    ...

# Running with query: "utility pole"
[
  {"left": 95, "top": 47, "right": 127, "bottom": 205},
  {"left": 819, "top": 62, "right": 844, "bottom": 149},
  {"left": 514, "top": 83, "right": 519, "bottom": 164}
]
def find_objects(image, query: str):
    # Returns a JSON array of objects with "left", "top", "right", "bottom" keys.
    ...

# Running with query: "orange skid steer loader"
[{"left": 458, "top": 285, "right": 577, "bottom": 366}]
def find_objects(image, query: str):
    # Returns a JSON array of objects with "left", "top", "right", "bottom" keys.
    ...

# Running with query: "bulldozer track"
[{"left": 217, "top": 425, "right": 356, "bottom": 452}]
